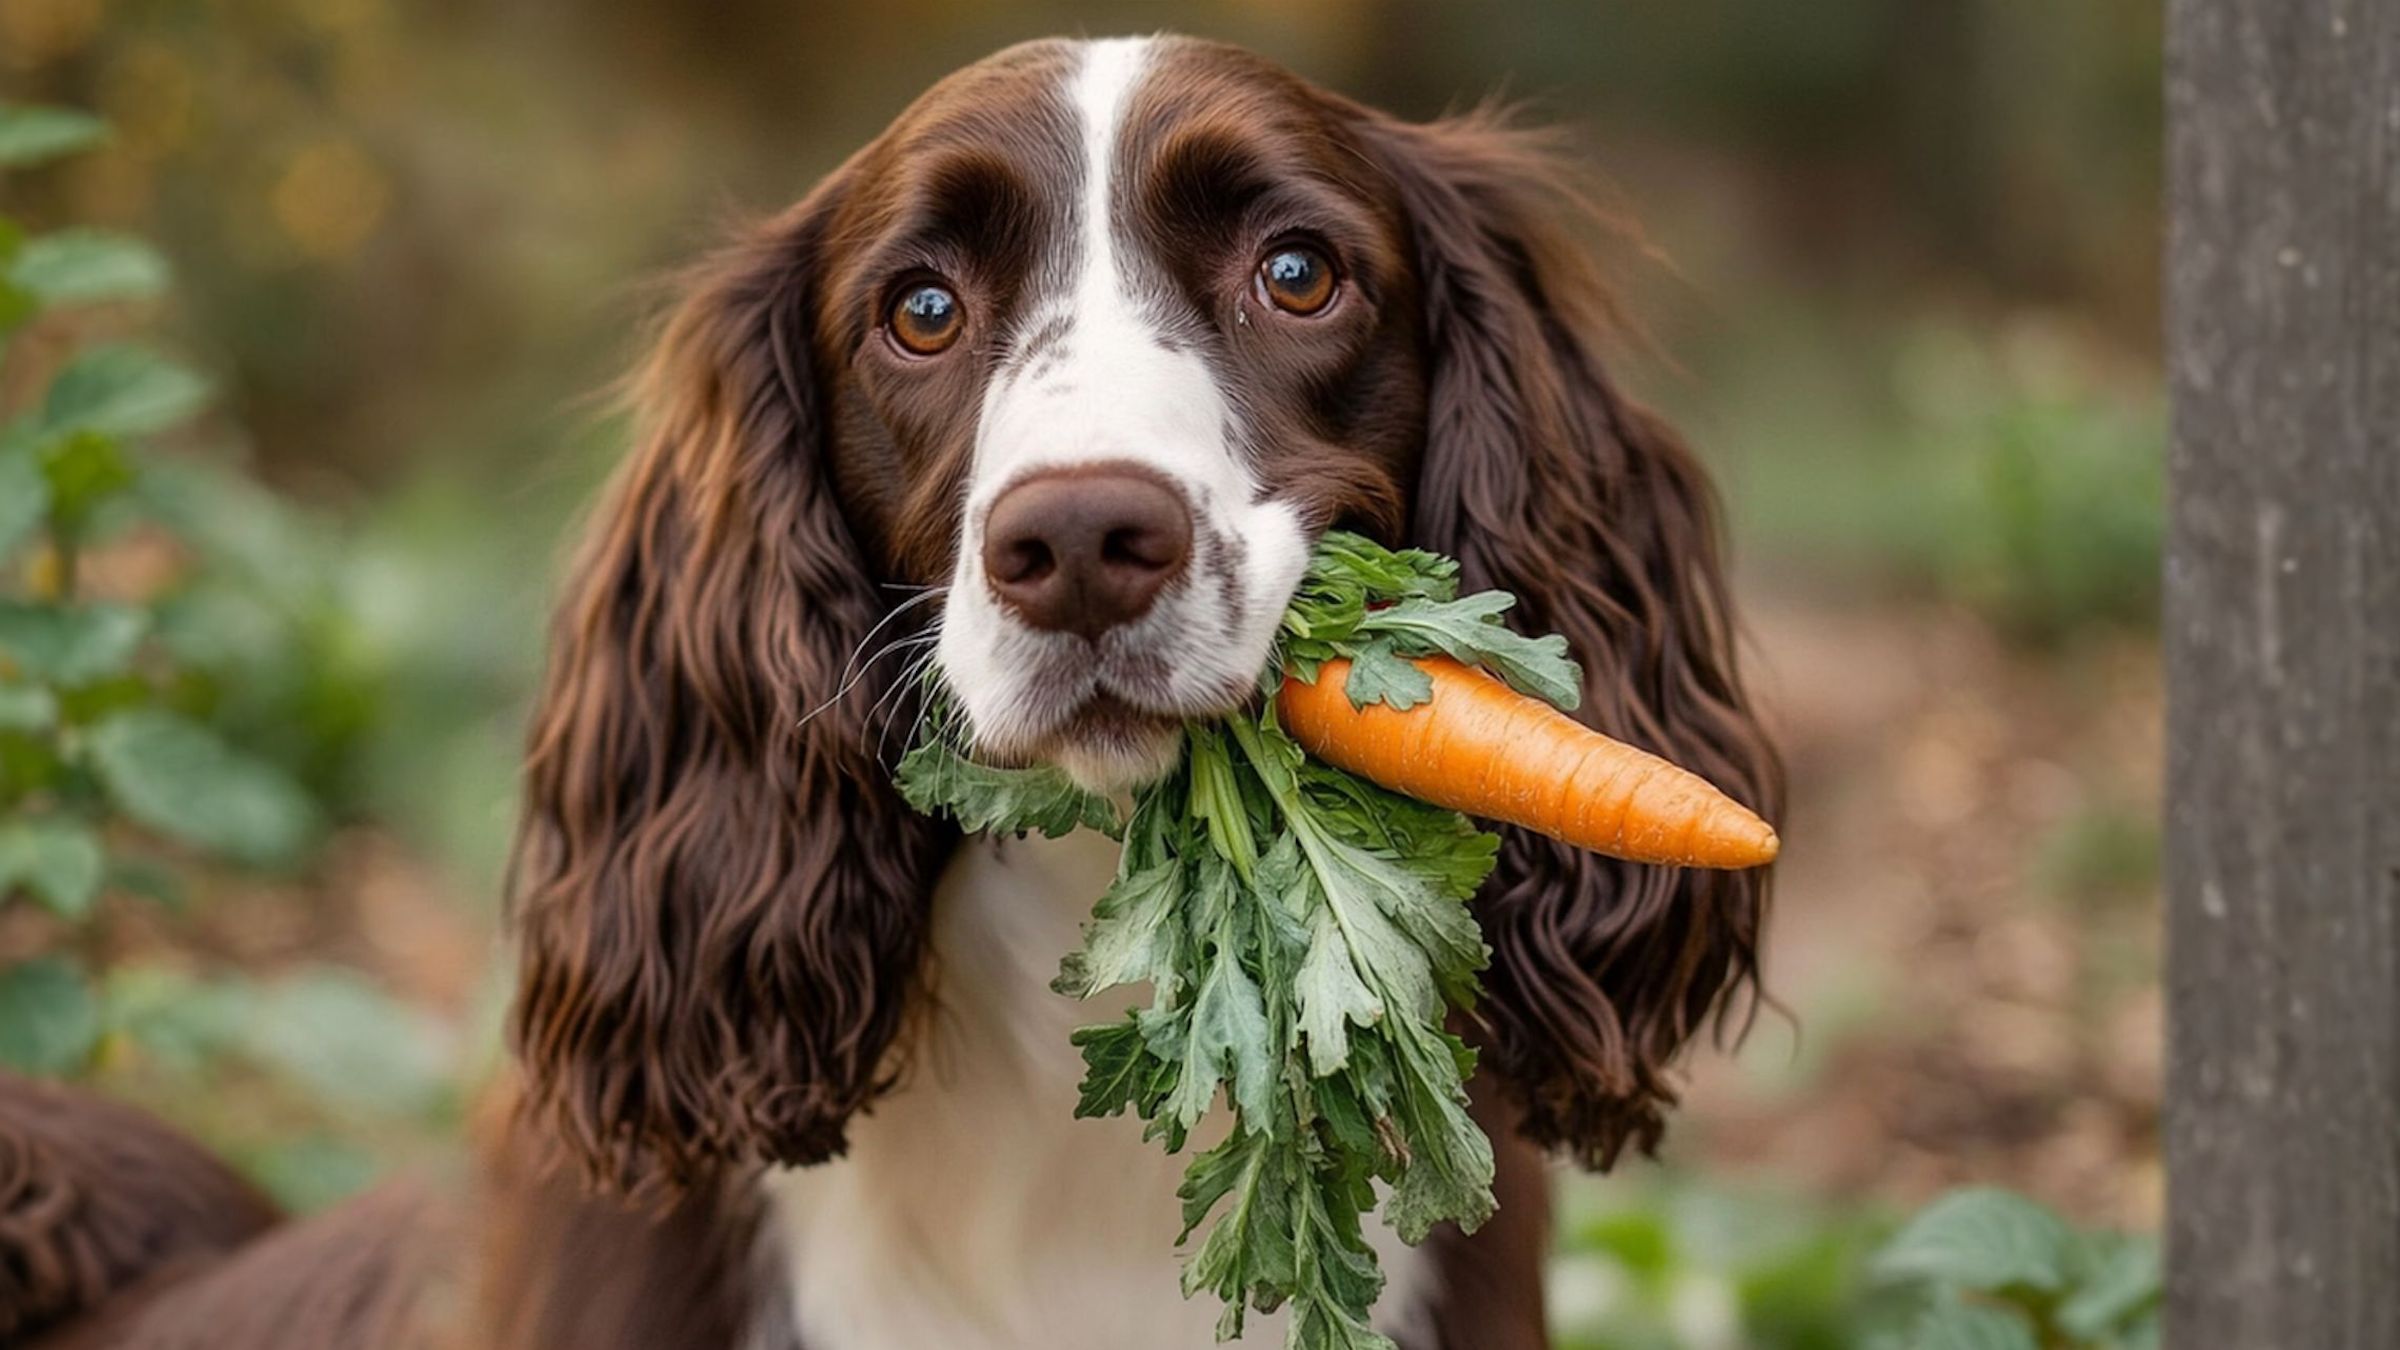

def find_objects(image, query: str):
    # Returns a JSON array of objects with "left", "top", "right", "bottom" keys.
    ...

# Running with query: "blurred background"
[{"left": 0, "top": 1, "right": 2162, "bottom": 1344}]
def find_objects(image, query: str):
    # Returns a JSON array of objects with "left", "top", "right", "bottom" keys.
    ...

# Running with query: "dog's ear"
[
  {"left": 505, "top": 187, "right": 952, "bottom": 1196},
  {"left": 1357, "top": 108, "right": 1783, "bottom": 1169}
]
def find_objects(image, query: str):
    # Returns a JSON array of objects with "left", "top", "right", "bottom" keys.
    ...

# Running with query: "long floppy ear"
[
  {"left": 505, "top": 191, "right": 953, "bottom": 1196},
  {"left": 1360, "top": 109, "right": 1783, "bottom": 1169}
]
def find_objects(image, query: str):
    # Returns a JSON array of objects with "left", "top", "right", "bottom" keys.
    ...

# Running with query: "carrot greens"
[{"left": 895, "top": 532, "right": 1583, "bottom": 1348}]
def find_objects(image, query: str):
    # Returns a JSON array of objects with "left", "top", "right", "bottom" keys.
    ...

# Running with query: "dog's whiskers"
[
  {"left": 797, "top": 589, "right": 949, "bottom": 730},
  {"left": 869, "top": 643, "right": 947, "bottom": 761}
]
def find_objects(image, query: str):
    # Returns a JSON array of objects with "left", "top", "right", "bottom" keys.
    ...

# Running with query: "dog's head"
[{"left": 508, "top": 36, "right": 1779, "bottom": 1195}]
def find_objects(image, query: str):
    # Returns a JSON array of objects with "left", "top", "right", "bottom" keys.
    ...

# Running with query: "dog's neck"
[{"left": 755, "top": 830, "right": 1434, "bottom": 1350}]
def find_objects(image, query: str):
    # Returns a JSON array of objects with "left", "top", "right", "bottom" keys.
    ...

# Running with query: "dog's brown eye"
[
  {"left": 1258, "top": 246, "right": 1335, "bottom": 315},
  {"left": 890, "top": 282, "right": 964, "bottom": 355}
]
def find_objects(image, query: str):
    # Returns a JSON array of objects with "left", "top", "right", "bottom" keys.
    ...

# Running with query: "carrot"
[{"left": 1277, "top": 655, "right": 1779, "bottom": 869}]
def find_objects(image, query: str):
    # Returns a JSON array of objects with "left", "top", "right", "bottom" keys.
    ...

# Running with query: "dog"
[{"left": 1, "top": 35, "right": 1776, "bottom": 1350}]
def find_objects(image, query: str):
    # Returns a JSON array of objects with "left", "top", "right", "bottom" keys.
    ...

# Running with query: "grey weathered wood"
[{"left": 2166, "top": 1, "right": 2400, "bottom": 1345}]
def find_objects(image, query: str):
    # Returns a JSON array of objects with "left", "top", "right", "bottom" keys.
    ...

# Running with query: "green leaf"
[
  {"left": 0, "top": 440, "right": 45, "bottom": 558},
  {"left": 0, "top": 729, "right": 64, "bottom": 797},
  {"left": 0, "top": 682, "right": 57, "bottom": 731},
  {"left": 242, "top": 968, "right": 453, "bottom": 1118},
  {"left": 1053, "top": 860, "right": 1185, "bottom": 999},
  {"left": 1178, "top": 1129, "right": 1300, "bottom": 1328},
  {"left": 87, "top": 708, "right": 323, "bottom": 866},
  {"left": 894, "top": 740, "right": 1119, "bottom": 839},
  {"left": 1907, "top": 1294, "right": 2040, "bottom": 1350},
  {"left": 0, "top": 601, "right": 148, "bottom": 684},
  {"left": 42, "top": 345, "right": 211, "bottom": 439},
  {"left": 1289, "top": 810, "right": 1486, "bottom": 1012},
  {"left": 0, "top": 817, "right": 105, "bottom": 918},
  {"left": 241, "top": 1134, "right": 381, "bottom": 1213},
  {"left": 10, "top": 230, "right": 169, "bottom": 305},
  {"left": 104, "top": 965, "right": 248, "bottom": 1069},
  {"left": 1377, "top": 1017, "right": 1495, "bottom": 1241},
  {"left": 2058, "top": 1233, "right": 2162, "bottom": 1339},
  {"left": 0, "top": 279, "right": 32, "bottom": 336},
  {"left": 41, "top": 432, "right": 136, "bottom": 531},
  {"left": 1163, "top": 921, "right": 1276, "bottom": 1132},
  {"left": 1067, "top": 1016, "right": 1168, "bottom": 1119},
  {"left": 1873, "top": 1187, "right": 2078, "bottom": 1296},
  {"left": 129, "top": 456, "right": 327, "bottom": 585},
  {"left": 2108, "top": 1314, "right": 2162, "bottom": 1350},
  {"left": 1358, "top": 591, "right": 1583, "bottom": 710},
  {"left": 1287, "top": 1172, "right": 1394, "bottom": 1350},
  {"left": 0, "top": 958, "right": 100, "bottom": 1075},
  {"left": 0, "top": 105, "right": 107, "bottom": 169},
  {"left": 1340, "top": 639, "right": 1434, "bottom": 711},
  {"left": 1292, "top": 901, "right": 1384, "bottom": 1074}
]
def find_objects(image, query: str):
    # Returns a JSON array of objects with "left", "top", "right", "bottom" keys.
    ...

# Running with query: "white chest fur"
[{"left": 761, "top": 832, "right": 1433, "bottom": 1350}]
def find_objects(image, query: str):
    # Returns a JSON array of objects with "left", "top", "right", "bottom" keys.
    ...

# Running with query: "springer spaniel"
[{"left": 1, "top": 35, "right": 1775, "bottom": 1350}]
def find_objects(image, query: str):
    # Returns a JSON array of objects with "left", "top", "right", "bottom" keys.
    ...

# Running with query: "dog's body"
[
  {"left": 764, "top": 830, "right": 1442, "bottom": 1349},
  {"left": 2, "top": 34, "right": 1773, "bottom": 1350}
]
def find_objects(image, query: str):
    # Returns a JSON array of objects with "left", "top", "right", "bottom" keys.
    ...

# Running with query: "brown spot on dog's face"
[
  {"left": 1117, "top": 40, "right": 1426, "bottom": 539},
  {"left": 807, "top": 39, "right": 1086, "bottom": 584}
]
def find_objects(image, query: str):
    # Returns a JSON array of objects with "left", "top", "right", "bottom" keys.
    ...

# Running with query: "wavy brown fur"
[
  {"left": 1353, "top": 107, "right": 1783, "bottom": 1168},
  {"left": 31, "top": 1181, "right": 438, "bottom": 1350},
  {"left": 0, "top": 1074, "right": 280, "bottom": 1346},
  {"left": 503, "top": 181, "right": 957, "bottom": 1198}
]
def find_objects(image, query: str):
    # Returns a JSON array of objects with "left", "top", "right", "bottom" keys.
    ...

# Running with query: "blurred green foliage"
[
  {"left": 0, "top": 104, "right": 456, "bottom": 1207},
  {"left": 1867, "top": 1188, "right": 2161, "bottom": 1349},
  {"left": 4, "top": 102, "right": 309, "bottom": 1046},
  {"left": 1551, "top": 1181, "right": 2159, "bottom": 1350},
  {"left": 1551, "top": 1178, "right": 1901, "bottom": 1350},
  {"left": 1695, "top": 309, "right": 2163, "bottom": 644}
]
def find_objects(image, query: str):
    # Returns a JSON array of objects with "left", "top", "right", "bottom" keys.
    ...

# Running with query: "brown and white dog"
[{"left": 1, "top": 35, "right": 1776, "bottom": 1350}]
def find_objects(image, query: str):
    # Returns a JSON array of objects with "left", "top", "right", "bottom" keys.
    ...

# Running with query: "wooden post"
[{"left": 2166, "top": 1, "right": 2400, "bottom": 1345}]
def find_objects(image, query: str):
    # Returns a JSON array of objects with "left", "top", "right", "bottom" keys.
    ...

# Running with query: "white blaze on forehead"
[
  {"left": 935, "top": 35, "right": 1312, "bottom": 779},
  {"left": 967, "top": 35, "right": 1243, "bottom": 504},
  {"left": 1073, "top": 36, "right": 1150, "bottom": 321}
]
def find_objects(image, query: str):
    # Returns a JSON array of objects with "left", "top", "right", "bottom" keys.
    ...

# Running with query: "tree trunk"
[{"left": 2165, "top": 1, "right": 2400, "bottom": 1346}]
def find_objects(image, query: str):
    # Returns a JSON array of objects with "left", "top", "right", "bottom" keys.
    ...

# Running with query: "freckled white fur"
[
  {"left": 936, "top": 36, "right": 1311, "bottom": 780},
  {"left": 762, "top": 832, "right": 1433, "bottom": 1349}
]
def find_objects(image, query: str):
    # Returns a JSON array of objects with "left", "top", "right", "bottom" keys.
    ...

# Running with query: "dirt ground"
[{"left": 1672, "top": 582, "right": 2163, "bottom": 1229}]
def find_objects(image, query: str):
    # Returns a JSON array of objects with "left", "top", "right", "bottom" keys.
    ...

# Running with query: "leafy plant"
[
  {"left": 1549, "top": 1181, "right": 2159, "bottom": 1350},
  {"left": 0, "top": 103, "right": 326, "bottom": 1077},
  {"left": 1550, "top": 1177, "right": 1903, "bottom": 1350},
  {"left": 1868, "top": 1188, "right": 2161, "bottom": 1350}
]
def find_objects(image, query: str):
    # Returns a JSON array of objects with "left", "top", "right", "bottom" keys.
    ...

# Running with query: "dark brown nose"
[{"left": 981, "top": 469, "right": 1192, "bottom": 639}]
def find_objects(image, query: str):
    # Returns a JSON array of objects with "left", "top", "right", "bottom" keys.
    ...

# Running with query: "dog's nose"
[{"left": 982, "top": 469, "right": 1192, "bottom": 639}]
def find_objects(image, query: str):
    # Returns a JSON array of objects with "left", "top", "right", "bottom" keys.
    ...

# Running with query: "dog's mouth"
[
  {"left": 1055, "top": 690, "right": 1183, "bottom": 742},
  {"left": 985, "top": 669, "right": 1253, "bottom": 791},
  {"left": 941, "top": 619, "right": 1270, "bottom": 786},
  {"left": 1031, "top": 690, "right": 1187, "bottom": 787}
]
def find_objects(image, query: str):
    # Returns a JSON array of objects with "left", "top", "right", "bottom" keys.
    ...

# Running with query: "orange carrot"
[{"left": 1278, "top": 655, "right": 1778, "bottom": 869}]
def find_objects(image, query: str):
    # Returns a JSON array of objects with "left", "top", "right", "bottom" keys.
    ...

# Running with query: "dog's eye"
[
  {"left": 890, "top": 282, "right": 964, "bottom": 355},
  {"left": 1258, "top": 246, "right": 1335, "bottom": 315}
]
